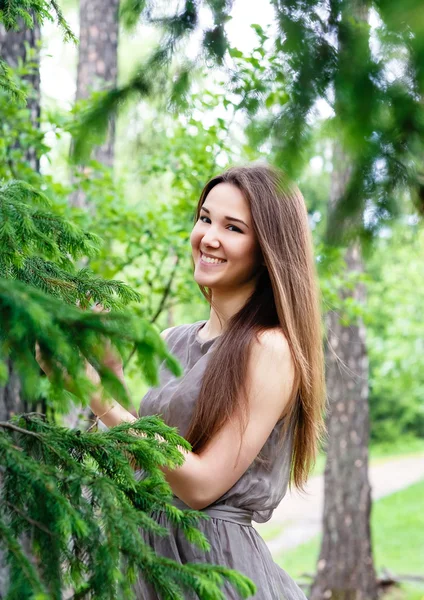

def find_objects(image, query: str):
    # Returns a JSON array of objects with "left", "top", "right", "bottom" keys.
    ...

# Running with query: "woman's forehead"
[{"left": 204, "top": 183, "right": 250, "bottom": 220}]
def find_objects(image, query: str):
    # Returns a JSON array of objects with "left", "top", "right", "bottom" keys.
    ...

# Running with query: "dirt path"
[{"left": 254, "top": 454, "right": 424, "bottom": 556}]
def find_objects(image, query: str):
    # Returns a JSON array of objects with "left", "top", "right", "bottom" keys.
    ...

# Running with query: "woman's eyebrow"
[{"left": 200, "top": 205, "right": 249, "bottom": 229}]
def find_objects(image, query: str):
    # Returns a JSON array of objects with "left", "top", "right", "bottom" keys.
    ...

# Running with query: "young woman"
[{"left": 90, "top": 164, "right": 326, "bottom": 599}]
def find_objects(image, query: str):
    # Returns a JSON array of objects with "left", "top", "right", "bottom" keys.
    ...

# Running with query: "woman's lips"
[{"left": 199, "top": 252, "right": 227, "bottom": 267}]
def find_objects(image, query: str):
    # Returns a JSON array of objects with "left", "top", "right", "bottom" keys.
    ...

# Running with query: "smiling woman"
[
  {"left": 190, "top": 182, "right": 263, "bottom": 299},
  {"left": 84, "top": 163, "right": 325, "bottom": 598},
  {"left": 129, "top": 163, "right": 326, "bottom": 599}
]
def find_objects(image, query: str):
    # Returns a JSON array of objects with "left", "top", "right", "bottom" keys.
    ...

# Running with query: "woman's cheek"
[{"left": 190, "top": 227, "right": 201, "bottom": 249}]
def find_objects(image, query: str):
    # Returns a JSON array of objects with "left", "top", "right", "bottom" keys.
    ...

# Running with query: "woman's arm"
[
  {"left": 89, "top": 327, "right": 293, "bottom": 509},
  {"left": 161, "top": 329, "right": 295, "bottom": 510},
  {"left": 85, "top": 360, "right": 137, "bottom": 428},
  {"left": 35, "top": 343, "right": 137, "bottom": 428},
  {"left": 38, "top": 327, "right": 294, "bottom": 510}
]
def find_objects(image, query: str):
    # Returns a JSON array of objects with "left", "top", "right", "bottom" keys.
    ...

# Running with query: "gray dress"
[{"left": 135, "top": 320, "right": 307, "bottom": 600}]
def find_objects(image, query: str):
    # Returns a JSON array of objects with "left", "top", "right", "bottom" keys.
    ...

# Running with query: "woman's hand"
[
  {"left": 91, "top": 303, "right": 124, "bottom": 383},
  {"left": 35, "top": 342, "right": 50, "bottom": 376},
  {"left": 36, "top": 301, "right": 135, "bottom": 428}
]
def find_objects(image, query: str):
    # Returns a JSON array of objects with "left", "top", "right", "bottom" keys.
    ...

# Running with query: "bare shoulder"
[
  {"left": 249, "top": 327, "right": 295, "bottom": 386},
  {"left": 246, "top": 327, "right": 295, "bottom": 419},
  {"left": 253, "top": 327, "right": 292, "bottom": 362}
]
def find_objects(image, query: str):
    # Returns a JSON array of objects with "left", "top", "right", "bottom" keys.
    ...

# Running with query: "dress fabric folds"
[{"left": 134, "top": 321, "right": 307, "bottom": 600}]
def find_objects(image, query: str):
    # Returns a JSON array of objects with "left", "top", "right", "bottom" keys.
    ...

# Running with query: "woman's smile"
[{"left": 199, "top": 251, "right": 227, "bottom": 267}]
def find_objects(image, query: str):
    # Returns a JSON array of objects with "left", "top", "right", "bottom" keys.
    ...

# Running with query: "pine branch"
[
  {"left": 0, "top": 0, "right": 76, "bottom": 100},
  {"left": 119, "top": 0, "right": 149, "bottom": 30},
  {"left": 0, "top": 179, "right": 101, "bottom": 264},
  {"left": 0, "top": 278, "right": 182, "bottom": 405},
  {"left": 0, "top": 421, "right": 41, "bottom": 438},
  {"left": 70, "top": 0, "right": 233, "bottom": 163},
  {"left": 48, "top": 0, "right": 77, "bottom": 43},
  {"left": 5, "top": 500, "right": 56, "bottom": 536},
  {"left": 0, "top": 55, "right": 25, "bottom": 103},
  {"left": 0, "top": 414, "right": 255, "bottom": 598}
]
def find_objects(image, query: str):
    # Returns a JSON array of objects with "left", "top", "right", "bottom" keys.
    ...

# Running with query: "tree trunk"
[
  {"left": 65, "top": 0, "right": 120, "bottom": 429},
  {"left": 311, "top": 149, "right": 378, "bottom": 599},
  {"left": 70, "top": 0, "right": 120, "bottom": 208},
  {"left": 0, "top": 17, "right": 41, "bottom": 595},
  {"left": 0, "top": 18, "right": 41, "bottom": 415},
  {"left": 0, "top": 19, "right": 41, "bottom": 172}
]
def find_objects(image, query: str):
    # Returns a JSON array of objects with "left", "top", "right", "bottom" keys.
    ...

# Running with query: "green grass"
[
  {"left": 383, "top": 583, "right": 424, "bottom": 600},
  {"left": 276, "top": 479, "right": 424, "bottom": 598},
  {"left": 259, "top": 520, "right": 289, "bottom": 542},
  {"left": 372, "top": 479, "right": 424, "bottom": 575},
  {"left": 369, "top": 438, "right": 424, "bottom": 463}
]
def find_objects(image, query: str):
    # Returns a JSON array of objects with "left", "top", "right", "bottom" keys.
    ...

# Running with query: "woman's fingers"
[{"left": 91, "top": 302, "right": 110, "bottom": 314}]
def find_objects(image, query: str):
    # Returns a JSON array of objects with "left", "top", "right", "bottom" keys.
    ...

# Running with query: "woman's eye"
[{"left": 199, "top": 216, "right": 242, "bottom": 234}]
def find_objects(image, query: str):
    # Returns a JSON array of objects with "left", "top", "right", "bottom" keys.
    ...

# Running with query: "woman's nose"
[{"left": 201, "top": 228, "right": 221, "bottom": 247}]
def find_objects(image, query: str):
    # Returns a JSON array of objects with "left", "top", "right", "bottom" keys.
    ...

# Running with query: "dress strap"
[{"left": 172, "top": 497, "right": 253, "bottom": 527}]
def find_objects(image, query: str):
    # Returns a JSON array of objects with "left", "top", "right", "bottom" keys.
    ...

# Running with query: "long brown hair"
[{"left": 185, "top": 164, "right": 326, "bottom": 489}]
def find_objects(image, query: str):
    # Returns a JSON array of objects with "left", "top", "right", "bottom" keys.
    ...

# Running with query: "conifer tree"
[
  {"left": 70, "top": 0, "right": 120, "bottom": 209},
  {"left": 67, "top": 0, "right": 121, "bottom": 425},
  {"left": 0, "top": 1, "right": 42, "bottom": 422},
  {"left": 309, "top": 5, "right": 378, "bottom": 597},
  {"left": 0, "top": 4, "right": 256, "bottom": 598},
  {"left": 0, "top": 178, "right": 255, "bottom": 600}
]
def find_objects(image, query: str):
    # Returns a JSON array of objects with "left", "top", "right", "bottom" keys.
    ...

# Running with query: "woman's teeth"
[{"left": 201, "top": 254, "right": 226, "bottom": 264}]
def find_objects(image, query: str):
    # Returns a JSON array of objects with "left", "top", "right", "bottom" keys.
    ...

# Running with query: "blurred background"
[{"left": 1, "top": 0, "right": 423, "bottom": 598}]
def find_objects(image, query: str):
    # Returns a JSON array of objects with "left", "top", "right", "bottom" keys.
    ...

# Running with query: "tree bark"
[
  {"left": 310, "top": 0, "right": 379, "bottom": 594},
  {"left": 0, "top": 17, "right": 41, "bottom": 595},
  {"left": 65, "top": 0, "right": 120, "bottom": 429},
  {"left": 0, "top": 19, "right": 41, "bottom": 170},
  {"left": 0, "top": 19, "right": 41, "bottom": 416},
  {"left": 70, "top": 0, "right": 120, "bottom": 208},
  {"left": 311, "top": 149, "right": 378, "bottom": 599}
]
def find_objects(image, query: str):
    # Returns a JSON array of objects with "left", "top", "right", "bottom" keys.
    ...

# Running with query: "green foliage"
[
  {"left": 0, "top": 57, "right": 24, "bottom": 103},
  {"left": 68, "top": 0, "right": 424, "bottom": 240},
  {"left": 70, "top": 85, "right": 151, "bottom": 165},
  {"left": 0, "top": 179, "right": 142, "bottom": 310},
  {"left": 225, "top": 12, "right": 424, "bottom": 244},
  {"left": 72, "top": 82, "right": 242, "bottom": 330},
  {"left": 119, "top": 0, "right": 147, "bottom": 30},
  {"left": 0, "top": 0, "right": 74, "bottom": 37},
  {"left": 0, "top": 58, "right": 47, "bottom": 177},
  {"left": 366, "top": 223, "right": 424, "bottom": 442},
  {"left": 69, "top": 0, "right": 235, "bottom": 163},
  {"left": 0, "top": 179, "right": 99, "bottom": 265},
  {"left": 0, "top": 278, "right": 181, "bottom": 406},
  {"left": 0, "top": 38, "right": 256, "bottom": 600},
  {"left": 0, "top": 0, "right": 76, "bottom": 100},
  {"left": 0, "top": 413, "right": 255, "bottom": 598},
  {"left": 276, "top": 478, "right": 424, "bottom": 582}
]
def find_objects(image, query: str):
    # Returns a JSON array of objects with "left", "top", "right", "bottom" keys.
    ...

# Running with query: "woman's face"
[{"left": 190, "top": 182, "right": 263, "bottom": 291}]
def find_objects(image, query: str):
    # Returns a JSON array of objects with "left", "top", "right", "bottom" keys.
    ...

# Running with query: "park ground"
[{"left": 256, "top": 440, "right": 424, "bottom": 600}]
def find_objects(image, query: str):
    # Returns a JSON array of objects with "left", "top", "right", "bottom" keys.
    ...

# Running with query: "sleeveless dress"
[{"left": 134, "top": 321, "right": 307, "bottom": 600}]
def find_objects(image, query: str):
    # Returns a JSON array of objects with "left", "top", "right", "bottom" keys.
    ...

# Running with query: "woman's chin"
[
  {"left": 194, "top": 273, "right": 212, "bottom": 287},
  {"left": 193, "top": 269, "right": 220, "bottom": 288}
]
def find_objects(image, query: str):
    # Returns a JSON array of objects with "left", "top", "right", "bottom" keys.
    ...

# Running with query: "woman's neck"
[{"left": 202, "top": 284, "right": 255, "bottom": 339}]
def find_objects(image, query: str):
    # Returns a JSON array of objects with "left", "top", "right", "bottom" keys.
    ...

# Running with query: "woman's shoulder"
[
  {"left": 253, "top": 326, "right": 290, "bottom": 355},
  {"left": 250, "top": 327, "right": 294, "bottom": 382}
]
